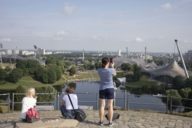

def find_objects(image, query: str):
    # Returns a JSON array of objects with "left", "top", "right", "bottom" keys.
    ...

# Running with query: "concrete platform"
[{"left": 16, "top": 119, "right": 79, "bottom": 128}]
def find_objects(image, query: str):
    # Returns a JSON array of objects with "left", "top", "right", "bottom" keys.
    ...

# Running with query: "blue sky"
[{"left": 0, "top": 0, "right": 192, "bottom": 52}]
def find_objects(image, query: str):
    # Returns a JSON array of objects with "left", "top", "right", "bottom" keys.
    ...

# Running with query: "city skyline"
[{"left": 0, "top": 0, "right": 192, "bottom": 53}]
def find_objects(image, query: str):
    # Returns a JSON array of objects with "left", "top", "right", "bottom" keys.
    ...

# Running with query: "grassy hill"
[
  {"left": 0, "top": 71, "right": 99, "bottom": 92},
  {"left": 0, "top": 76, "right": 51, "bottom": 92}
]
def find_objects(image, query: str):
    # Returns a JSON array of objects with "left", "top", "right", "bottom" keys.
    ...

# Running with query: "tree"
[
  {"left": 34, "top": 66, "right": 48, "bottom": 83},
  {"left": 55, "top": 67, "right": 62, "bottom": 80},
  {"left": 14, "top": 85, "right": 27, "bottom": 110},
  {"left": 132, "top": 64, "right": 141, "bottom": 81},
  {"left": 36, "top": 86, "right": 57, "bottom": 103},
  {"left": 179, "top": 88, "right": 192, "bottom": 112},
  {"left": 95, "top": 61, "right": 102, "bottom": 69},
  {"left": 172, "top": 76, "right": 185, "bottom": 89},
  {"left": 0, "top": 69, "right": 7, "bottom": 81},
  {"left": 121, "top": 63, "right": 131, "bottom": 71},
  {"left": 47, "top": 67, "right": 57, "bottom": 84},
  {"left": 7, "top": 68, "right": 23, "bottom": 83},
  {"left": 163, "top": 89, "right": 182, "bottom": 112},
  {"left": 185, "top": 77, "right": 192, "bottom": 88},
  {"left": 16, "top": 60, "right": 40, "bottom": 75},
  {"left": 47, "top": 65, "right": 62, "bottom": 80},
  {"left": 68, "top": 65, "right": 77, "bottom": 76}
]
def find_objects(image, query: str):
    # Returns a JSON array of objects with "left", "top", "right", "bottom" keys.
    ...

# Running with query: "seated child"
[
  {"left": 60, "top": 82, "right": 78, "bottom": 119},
  {"left": 20, "top": 88, "right": 37, "bottom": 122}
]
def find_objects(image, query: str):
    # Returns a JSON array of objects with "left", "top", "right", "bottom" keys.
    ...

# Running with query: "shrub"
[
  {"left": 0, "top": 68, "right": 7, "bottom": 81},
  {"left": 185, "top": 77, "right": 192, "bottom": 88},
  {"left": 121, "top": 63, "right": 131, "bottom": 71},
  {"left": 172, "top": 76, "right": 185, "bottom": 89},
  {"left": 47, "top": 67, "right": 57, "bottom": 83},
  {"left": 68, "top": 65, "right": 76, "bottom": 76},
  {"left": 36, "top": 86, "right": 57, "bottom": 105},
  {"left": 163, "top": 89, "right": 182, "bottom": 112},
  {"left": 7, "top": 68, "right": 23, "bottom": 83},
  {"left": 16, "top": 60, "right": 40, "bottom": 75},
  {"left": 34, "top": 66, "right": 48, "bottom": 83},
  {"left": 14, "top": 85, "right": 27, "bottom": 110},
  {"left": 0, "top": 105, "right": 9, "bottom": 113},
  {"left": 179, "top": 88, "right": 192, "bottom": 112}
]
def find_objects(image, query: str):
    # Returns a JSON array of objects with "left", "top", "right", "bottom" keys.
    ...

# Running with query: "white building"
[
  {"left": 20, "top": 50, "right": 35, "bottom": 56},
  {"left": 12, "top": 49, "right": 20, "bottom": 55},
  {"left": 118, "top": 49, "right": 121, "bottom": 57}
]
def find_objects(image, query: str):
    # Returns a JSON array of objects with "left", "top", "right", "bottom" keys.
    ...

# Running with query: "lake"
[{"left": 72, "top": 81, "right": 167, "bottom": 112}]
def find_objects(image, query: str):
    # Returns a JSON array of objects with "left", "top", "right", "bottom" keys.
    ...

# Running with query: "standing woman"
[{"left": 97, "top": 57, "right": 116, "bottom": 126}]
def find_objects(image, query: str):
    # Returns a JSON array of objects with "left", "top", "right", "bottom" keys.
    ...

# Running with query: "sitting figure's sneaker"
[{"left": 98, "top": 121, "right": 104, "bottom": 126}]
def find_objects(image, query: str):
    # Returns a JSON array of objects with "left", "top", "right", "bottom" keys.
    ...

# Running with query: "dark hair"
[
  {"left": 65, "top": 82, "right": 76, "bottom": 93},
  {"left": 68, "top": 82, "right": 76, "bottom": 89},
  {"left": 110, "top": 58, "right": 113, "bottom": 63},
  {"left": 102, "top": 57, "right": 109, "bottom": 68}
]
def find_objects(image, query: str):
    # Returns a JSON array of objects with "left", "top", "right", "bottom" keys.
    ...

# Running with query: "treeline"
[{"left": 0, "top": 58, "right": 71, "bottom": 84}]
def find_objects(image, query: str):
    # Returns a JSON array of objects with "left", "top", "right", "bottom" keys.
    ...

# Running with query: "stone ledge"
[{"left": 16, "top": 119, "right": 79, "bottom": 128}]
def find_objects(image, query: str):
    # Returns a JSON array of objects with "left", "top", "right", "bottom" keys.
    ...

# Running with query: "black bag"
[
  {"left": 74, "top": 109, "right": 86, "bottom": 122},
  {"left": 113, "top": 76, "right": 121, "bottom": 88},
  {"left": 68, "top": 94, "right": 86, "bottom": 122},
  {"left": 105, "top": 113, "right": 120, "bottom": 121}
]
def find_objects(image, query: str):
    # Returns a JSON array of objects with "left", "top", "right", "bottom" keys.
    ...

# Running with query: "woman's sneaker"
[
  {"left": 98, "top": 121, "right": 104, "bottom": 126},
  {"left": 108, "top": 122, "right": 113, "bottom": 127}
]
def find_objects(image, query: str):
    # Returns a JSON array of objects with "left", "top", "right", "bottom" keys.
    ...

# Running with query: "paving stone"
[{"left": 0, "top": 110, "right": 192, "bottom": 128}]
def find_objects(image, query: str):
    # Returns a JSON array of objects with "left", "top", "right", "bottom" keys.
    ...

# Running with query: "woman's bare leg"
[
  {"left": 99, "top": 99, "right": 105, "bottom": 122},
  {"left": 107, "top": 99, "right": 114, "bottom": 123}
]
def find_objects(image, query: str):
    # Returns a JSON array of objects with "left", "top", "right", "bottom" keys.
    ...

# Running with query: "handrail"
[{"left": 1, "top": 92, "right": 192, "bottom": 113}]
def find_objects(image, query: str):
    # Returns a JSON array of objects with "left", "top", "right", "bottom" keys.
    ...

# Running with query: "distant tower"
[
  {"left": 175, "top": 39, "right": 189, "bottom": 78},
  {"left": 118, "top": 49, "right": 121, "bottom": 57},
  {"left": 0, "top": 43, "right": 3, "bottom": 65},
  {"left": 126, "top": 47, "right": 128, "bottom": 57},
  {"left": 82, "top": 49, "right": 85, "bottom": 61},
  {"left": 144, "top": 46, "right": 147, "bottom": 63}
]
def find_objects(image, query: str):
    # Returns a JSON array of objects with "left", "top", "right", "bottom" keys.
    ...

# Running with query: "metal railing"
[
  {"left": 1, "top": 92, "right": 192, "bottom": 114},
  {"left": 0, "top": 93, "right": 11, "bottom": 112},
  {"left": 11, "top": 93, "right": 57, "bottom": 111}
]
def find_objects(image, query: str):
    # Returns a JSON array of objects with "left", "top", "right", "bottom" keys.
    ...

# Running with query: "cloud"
[
  {"left": 53, "top": 30, "right": 70, "bottom": 40},
  {"left": 135, "top": 37, "right": 144, "bottom": 42},
  {"left": 63, "top": 4, "right": 77, "bottom": 15},
  {"left": 161, "top": 3, "right": 173, "bottom": 10},
  {"left": 0, "top": 38, "right": 11, "bottom": 42}
]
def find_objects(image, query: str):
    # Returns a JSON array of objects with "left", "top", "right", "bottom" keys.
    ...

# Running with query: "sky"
[{"left": 0, "top": 0, "right": 192, "bottom": 53}]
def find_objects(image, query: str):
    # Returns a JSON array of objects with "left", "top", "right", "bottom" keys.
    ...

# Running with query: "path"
[{"left": 0, "top": 110, "right": 192, "bottom": 128}]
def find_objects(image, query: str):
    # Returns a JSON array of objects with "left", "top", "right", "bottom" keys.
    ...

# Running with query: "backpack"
[
  {"left": 67, "top": 94, "right": 87, "bottom": 122},
  {"left": 105, "top": 113, "right": 120, "bottom": 121},
  {"left": 26, "top": 107, "right": 40, "bottom": 123}
]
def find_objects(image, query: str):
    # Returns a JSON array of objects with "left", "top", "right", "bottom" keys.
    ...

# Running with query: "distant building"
[
  {"left": 37, "top": 48, "right": 45, "bottom": 55},
  {"left": 184, "top": 50, "right": 192, "bottom": 62},
  {"left": 0, "top": 49, "right": 13, "bottom": 55},
  {"left": 118, "top": 49, "right": 121, "bottom": 57},
  {"left": 12, "top": 49, "right": 20, "bottom": 55},
  {"left": 20, "top": 50, "right": 35, "bottom": 56}
]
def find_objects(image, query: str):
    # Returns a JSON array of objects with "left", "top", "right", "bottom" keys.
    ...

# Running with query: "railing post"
[
  {"left": 8, "top": 93, "right": 11, "bottom": 112},
  {"left": 166, "top": 96, "right": 169, "bottom": 114},
  {"left": 96, "top": 93, "right": 99, "bottom": 110},
  {"left": 12, "top": 93, "right": 14, "bottom": 112},
  {"left": 124, "top": 89, "right": 126, "bottom": 110},
  {"left": 57, "top": 93, "right": 60, "bottom": 110},
  {"left": 127, "top": 93, "right": 129, "bottom": 110},
  {"left": 170, "top": 96, "right": 173, "bottom": 114}
]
